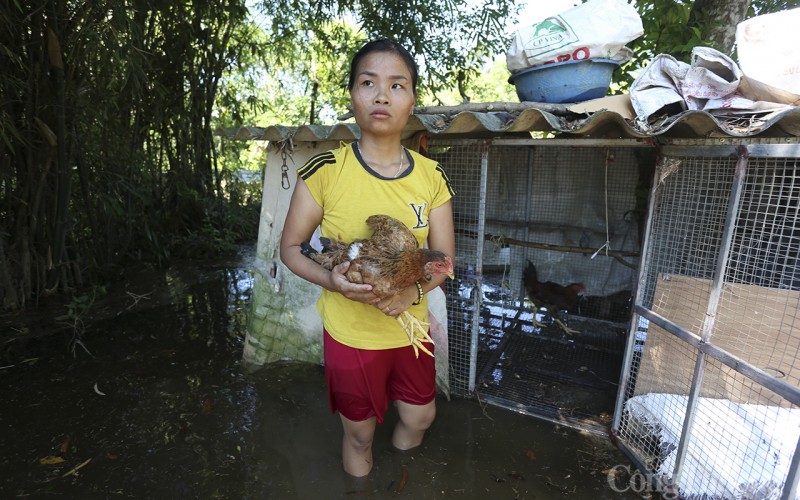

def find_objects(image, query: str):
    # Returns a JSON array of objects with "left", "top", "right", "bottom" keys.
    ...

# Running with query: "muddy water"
[{"left": 0, "top": 245, "right": 644, "bottom": 499}]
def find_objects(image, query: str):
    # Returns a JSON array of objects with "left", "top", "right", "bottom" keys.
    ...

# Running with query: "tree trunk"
[
  {"left": 689, "top": 0, "right": 752, "bottom": 54},
  {"left": 309, "top": 80, "right": 319, "bottom": 125},
  {"left": 46, "top": 1, "right": 74, "bottom": 292},
  {"left": 0, "top": 233, "right": 19, "bottom": 310}
]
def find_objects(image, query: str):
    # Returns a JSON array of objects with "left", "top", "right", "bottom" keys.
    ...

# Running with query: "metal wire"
[
  {"left": 616, "top": 147, "right": 800, "bottom": 498},
  {"left": 430, "top": 139, "right": 645, "bottom": 433}
]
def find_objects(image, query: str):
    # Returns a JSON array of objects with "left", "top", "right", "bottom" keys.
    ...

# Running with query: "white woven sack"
[{"left": 506, "top": 0, "right": 642, "bottom": 72}]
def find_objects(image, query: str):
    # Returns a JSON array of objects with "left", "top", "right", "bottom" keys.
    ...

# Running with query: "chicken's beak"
[{"left": 445, "top": 256, "right": 455, "bottom": 280}]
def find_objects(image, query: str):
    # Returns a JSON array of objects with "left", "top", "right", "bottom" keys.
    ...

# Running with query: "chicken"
[
  {"left": 522, "top": 260, "right": 586, "bottom": 336},
  {"left": 301, "top": 214, "right": 454, "bottom": 357}
]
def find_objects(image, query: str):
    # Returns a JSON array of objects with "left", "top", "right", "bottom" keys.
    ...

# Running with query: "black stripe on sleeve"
[
  {"left": 297, "top": 151, "right": 336, "bottom": 180},
  {"left": 435, "top": 164, "right": 456, "bottom": 197}
]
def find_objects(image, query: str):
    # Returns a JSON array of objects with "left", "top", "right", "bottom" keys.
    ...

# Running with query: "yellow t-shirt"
[{"left": 298, "top": 141, "right": 455, "bottom": 349}]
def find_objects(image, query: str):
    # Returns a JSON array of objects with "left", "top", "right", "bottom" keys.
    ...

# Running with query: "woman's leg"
[
  {"left": 340, "top": 413, "right": 377, "bottom": 477},
  {"left": 392, "top": 399, "right": 436, "bottom": 450}
]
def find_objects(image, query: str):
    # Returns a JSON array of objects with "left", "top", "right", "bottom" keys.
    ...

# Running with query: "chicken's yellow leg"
[
  {"left": 396, "top": 313, "right": 434, "bottom": 358},
  {"left": 554, "top": 318, "right": 579, "bottom": 336}
]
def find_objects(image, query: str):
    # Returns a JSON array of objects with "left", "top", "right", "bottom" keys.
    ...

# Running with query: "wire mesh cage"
[
  {"left": 428, "top": 138, "right": 652, "bottom": 434},
  {"left": 614, "top": 141, "right": 800, "bottom": 499}
]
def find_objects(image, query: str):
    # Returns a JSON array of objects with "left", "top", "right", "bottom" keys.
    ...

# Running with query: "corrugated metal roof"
[{"left": 216, "top": 104, "right": 800, "bottom": 143}]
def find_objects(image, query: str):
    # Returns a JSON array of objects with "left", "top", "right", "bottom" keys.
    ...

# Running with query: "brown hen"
[
  {"left": 523, "top": 260, "right": 586, "bottom": 336},
  {"left": 302, "top": 214, "right": 454, "bottom": 356}
]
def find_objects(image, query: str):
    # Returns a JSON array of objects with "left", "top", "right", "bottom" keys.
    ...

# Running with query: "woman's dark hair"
[{"left": 347, "top": 38, "right": 418, "bottom": 95}]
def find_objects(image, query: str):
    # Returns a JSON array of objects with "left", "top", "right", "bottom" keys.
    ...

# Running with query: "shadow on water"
[{"left": 0, "top": 244, "right": 645, "bottom": 499}]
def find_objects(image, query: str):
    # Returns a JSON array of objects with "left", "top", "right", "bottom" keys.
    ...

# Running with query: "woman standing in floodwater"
[{"left": 279, "top": 38, "right": 455, "bottom": 477}]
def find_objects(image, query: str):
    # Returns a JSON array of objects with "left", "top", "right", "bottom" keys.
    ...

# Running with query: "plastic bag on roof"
[
  {"left": 736, "top": 7, "right": 800, "bottom": 97},
  {"left": 506, "top": 0, "right": 643, "bottom": 73},
  {"left": 629, "top": 46, "right": 791, "bottom": 123}
]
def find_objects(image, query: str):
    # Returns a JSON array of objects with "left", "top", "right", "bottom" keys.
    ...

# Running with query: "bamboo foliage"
[{"left": 0, "top": 0, "right": 251, "bottom": 310}]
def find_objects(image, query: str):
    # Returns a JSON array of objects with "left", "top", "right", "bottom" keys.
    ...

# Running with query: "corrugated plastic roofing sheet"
[{"left": 216, "top": 105, "right": 800, "bottom": 143}]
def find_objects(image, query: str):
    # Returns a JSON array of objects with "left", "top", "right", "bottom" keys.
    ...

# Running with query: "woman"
[{"left": 279, "top": 38, "right": 455, "bottom": 477}]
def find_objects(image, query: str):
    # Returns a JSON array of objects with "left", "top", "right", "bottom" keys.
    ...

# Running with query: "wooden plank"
[{"left": 635, "top": 275, "right": 800, "bottom": 405}]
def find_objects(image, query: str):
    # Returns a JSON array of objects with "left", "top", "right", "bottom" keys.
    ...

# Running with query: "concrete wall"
[{"left": 243, "top": 140, "right": 341, "bottom": 367}]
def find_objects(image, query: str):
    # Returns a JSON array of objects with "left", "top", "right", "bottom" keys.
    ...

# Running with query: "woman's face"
[{"left": 349, "top": 51, "right": 415, "bottom": 138}]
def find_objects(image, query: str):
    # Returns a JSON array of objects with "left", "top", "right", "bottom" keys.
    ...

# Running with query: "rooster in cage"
[{"left": 522, "top": 260, "right": 586, "bottom": 335}]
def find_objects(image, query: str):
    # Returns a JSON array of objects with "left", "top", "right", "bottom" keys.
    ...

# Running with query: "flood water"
[{"left": 1, "top": 245, "right": 646, "bottom": 499}]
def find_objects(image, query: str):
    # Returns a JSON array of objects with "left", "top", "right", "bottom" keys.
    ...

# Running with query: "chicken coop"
[
  {"left": 424, "top": 136, "right": 651, "bottom": 435},
  {"left": 614, "top": 138, "right": 800, "bottom": 499},
  {"left": 227, "top": 102, "right": 800, "bottom": 499}
]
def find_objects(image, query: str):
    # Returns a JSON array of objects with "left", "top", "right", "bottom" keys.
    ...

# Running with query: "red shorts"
[{"left": 323, "top": 328, "right": 435, "bottom": 424}]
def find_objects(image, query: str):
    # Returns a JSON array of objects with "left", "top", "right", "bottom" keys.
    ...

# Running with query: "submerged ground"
[{"left": 0, "top": 245, "right": 644, "bottom": 499}]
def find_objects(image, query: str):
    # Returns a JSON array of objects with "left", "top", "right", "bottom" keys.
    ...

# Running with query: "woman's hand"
[
  {"left": 328, "top": 261, "right": 379, "bottom": 304},
  {"left": 375, "top": 283, "right": 418, "bottom": 317}
]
